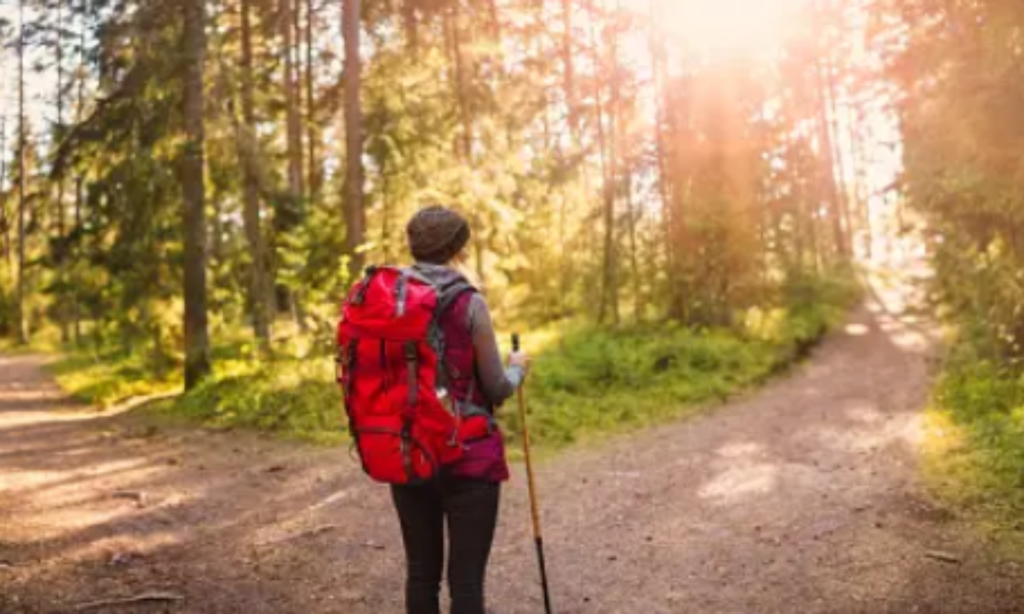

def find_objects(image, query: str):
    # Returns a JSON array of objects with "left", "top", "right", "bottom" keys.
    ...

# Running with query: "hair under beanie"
[{"left": 406, "top": 206, "right": 471, "bottom": 264}]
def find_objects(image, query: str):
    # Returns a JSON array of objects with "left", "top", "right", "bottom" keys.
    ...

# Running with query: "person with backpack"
[{"left": 336, "top": 205, "right": 529, "bottom": 614}]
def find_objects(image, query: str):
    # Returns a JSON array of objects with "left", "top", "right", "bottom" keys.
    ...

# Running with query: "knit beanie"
[{"left": 406, "top": 206, "right": 471, "bottom": 265}]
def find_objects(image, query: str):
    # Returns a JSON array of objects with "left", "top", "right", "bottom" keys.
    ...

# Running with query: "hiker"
[
  {"left": 338, "top": 205, "right": 529, "bottom": 614},
  {"left": 392, "top": 206, "right": 529, "bottom": 614}
]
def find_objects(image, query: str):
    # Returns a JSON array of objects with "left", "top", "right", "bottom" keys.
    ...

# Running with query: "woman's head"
[{"left": 406, "top": 206, "right": 471, "bottom": 265}]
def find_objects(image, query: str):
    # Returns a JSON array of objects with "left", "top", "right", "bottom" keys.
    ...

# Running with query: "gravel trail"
[{"left": 2, "top": 272, "right": 1022, "bottom": 613}]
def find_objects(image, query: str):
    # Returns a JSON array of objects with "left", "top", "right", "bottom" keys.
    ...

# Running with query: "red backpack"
[{"left": 335, "top": 266, "right": 492, "bottom": 485}]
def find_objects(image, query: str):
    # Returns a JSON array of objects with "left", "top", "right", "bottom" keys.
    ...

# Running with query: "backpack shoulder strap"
[
  {"left": 429, "top": 279, "right": 478, "bottom": 390},
  {"left": 435, "top": 280, "right": 477, "bottom": 321},
  {"left": 348, "top": 266, "right": 380, "bottom": 306},
  {"left": 407, "top": 264, "right": 477, "bottom": 321}
]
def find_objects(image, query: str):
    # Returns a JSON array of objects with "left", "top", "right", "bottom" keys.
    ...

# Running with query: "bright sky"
[
  {"left": 0, "top": 3, "right": 59, "bottom": 147},
  {"left": 623, "top": 0, "right": 808, "bottom": 58}
]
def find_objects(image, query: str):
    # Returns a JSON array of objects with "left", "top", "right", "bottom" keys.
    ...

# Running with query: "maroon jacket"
[{"left": 416, "top": 263, "right": 522, "bottom": 483}]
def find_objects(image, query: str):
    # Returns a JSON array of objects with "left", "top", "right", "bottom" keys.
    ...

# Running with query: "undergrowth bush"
[
  {"left": 51, "top": 350, "right": 181, "bottom": 406},
  {"left": 924, "top": 334, "right": 1024, "bottom": 551},
  {"left": 508, "top": 271, "right": 859, "bottom": 453},
  {"left": 45, "top": 270, "right": 858, "bottom": 452},
  {"left": 508, "top": 326, "right": 778, "bottom": 452},
  {"left": 164, "top": 359, "right": 344, "bottom": 444}
]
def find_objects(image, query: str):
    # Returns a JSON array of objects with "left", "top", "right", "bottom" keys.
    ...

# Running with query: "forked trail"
[{"left": 1, "top": 270, "right": 1022, "bottom": 613}]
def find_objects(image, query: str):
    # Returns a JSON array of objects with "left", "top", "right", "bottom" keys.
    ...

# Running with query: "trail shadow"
[{"left": 0, "top": 357, "right": 403, "bottom": 614}]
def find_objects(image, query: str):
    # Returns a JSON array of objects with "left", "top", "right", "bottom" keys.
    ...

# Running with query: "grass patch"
[
  {"left": 155, "top": 358, "right": 346, "bottom": 445},
  {"left": 503, "top": 326, "right": 779, "bottom": 457},
  {"left": 0, "top": 326, "right": 64, "bottom": 356},
  {"left": 49, "top": 351, "right": 182, "bottom": 407},
  {"left": 41, "top": 272, "right": 859, "bottom": 453},
  {"left": 922, "top": 349, "right": 1024, "bottom": 559},
  {"left": 48, "top": 349, "right": 346, "bottom": 445},
  {"left": 505, "top": 273, "right": 860, "bottom": 456}
]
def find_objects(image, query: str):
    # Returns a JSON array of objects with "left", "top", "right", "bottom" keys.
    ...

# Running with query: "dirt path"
[{"left": 2, "top": 275, "right": 1023, "bottom": 614}]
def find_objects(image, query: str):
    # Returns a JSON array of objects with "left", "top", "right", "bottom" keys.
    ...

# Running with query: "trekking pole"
[{"left": 512, "top": 333, "right": 553, "bottom": 614}]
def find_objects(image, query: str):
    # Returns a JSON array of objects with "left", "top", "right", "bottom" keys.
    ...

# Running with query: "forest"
[{"left": 0, "top": 0, "right": 1021, "bottom": 519}]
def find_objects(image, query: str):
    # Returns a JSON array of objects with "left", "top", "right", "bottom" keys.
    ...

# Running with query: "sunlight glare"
[{"left": 650, "top": 0, "right": 806, "bottom": 58}]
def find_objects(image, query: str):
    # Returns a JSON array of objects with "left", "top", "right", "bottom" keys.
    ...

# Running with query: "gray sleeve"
[{"left": 468, "top": 294, "right": 525, "bottom": 407}]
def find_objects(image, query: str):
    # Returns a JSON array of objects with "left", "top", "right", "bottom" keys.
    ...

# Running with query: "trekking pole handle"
[{"left": 512, "top": 333, "right": 521, "bottom": 353}]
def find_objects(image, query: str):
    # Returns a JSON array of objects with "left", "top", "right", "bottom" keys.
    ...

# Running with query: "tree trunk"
[
  {"left": 240, "top": 0, "right": 272, "bottom": 350},
  {"left": 823, "top": 54, "right": 853, "bottom": 256},
  {"left": 211, "top": 180, "right": 225, "bottom": 264},
  {"left": 401, "top": 0, "right": 419, "bottom": 49},
  {"left": 627, "top": 172, "right": 641, "bottom": 322},
  {"left": 0, "top": 115, "right": 8, "bottom": 266},
  {"left": 16, "top": 0, "right": 29, "bottom": 345},
  {"left": 73, "top": 174, "right": 83, "bottom": 344},
  {"left": 849, "top": 103, "right": 872, "bottom": 258},
  {"left": 808, "top": 175, "right": 821, "bottom": 271},
  {"left": 381, "top": 158, "right": 392, "bottom": 263},
  {"left": 182, "top": 0, "right": 211, "bottom": 388},
  {"left": 72, "top": 12, "right": 88, "bottom": 346},
  {"left": 56, "top": 0, "right": 69, "bottom": 344},
  {"left": 561, "top": 0, "right": 578, "bottom": 140},
  {"left": 275, "top": 0, "right": 305, "bottom": 324},
  {"left": 649, "top": 0, "right": 677, "bottom": 310},
  {"left": 283, "top": 0, "right": 304, "bottom": 201},
  {"left": 343, "top": 0, "right": 366, "bottom": 280},
  {"left": 591, "top": 0, "right": 618, "bottom": 325},
  {"left": 72, "top": 172, "right": 83, "bottom": 344},
  {"left": 305, "top": 0, "right": 319, "bottom": 196},
  {"left": 791, "top": 162, "right": 805, "bottom": 271},
  {"left": 487, "top": 0, "right": 501, "bottom": 42},
  {"left": 812, "top": 1, "right": 848, "bottom": 260},
  {"left": 448, "top": 7, "right": 473, "bottom": 164},
  {"left": 446, "top": 6, "right": 487, "bottom": 284},
  {"left": 814, "top": 69, "right": 845, "bottom": 258}
]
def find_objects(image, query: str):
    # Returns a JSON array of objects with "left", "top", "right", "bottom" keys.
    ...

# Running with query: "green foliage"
[
  {"left": 924, "top": 334, "right": 1024, "bottom": 555},
  {"left": 894, "top": 0, "right": 1024, "bottom": 554},
  {"left": 5, "top": 0, "right": 870, "bottom": 435},
  {"left": 45, "top": 270, "right": 856, "bottom": 451},
  {"left": 0, "top": 267, "right": 14, "bottom": 338},
  {"left": 0, "top": 325, "right": 62, "bottom": 355},
  {"left": 775, "top": 268, "right": 863, "bottom": 355},
  {"left": 502, "top": 269, "right": 859, "bottom": 454},
  {"left": 48, "top": 340, "right": 345, "bottom": 444},
  {"left": 898, "top": 0, "right": 1024, "bottom": 360},
  {"left": 164, "top": 359, "right": 345, "bottom": 445},
  {"left": 50, "top": 350, "right": 181, "bottom": 407},
  {"left": 507, "top": 325, "right": 776, "bottom": 452}
]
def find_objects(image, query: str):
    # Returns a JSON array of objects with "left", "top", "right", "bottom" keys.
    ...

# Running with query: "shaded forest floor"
[{"left": 2, "top": 267, "right": 1024, "bottom": 613}]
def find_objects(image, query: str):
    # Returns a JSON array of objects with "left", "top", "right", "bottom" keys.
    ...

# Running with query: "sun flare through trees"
[{"left": 0, "top": 0, "right": 956, "bottom": 389}]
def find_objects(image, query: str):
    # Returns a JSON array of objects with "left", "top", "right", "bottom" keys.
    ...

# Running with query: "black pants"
[{"left": 391, "top": 475, "right": 501, "bottom": 614}]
